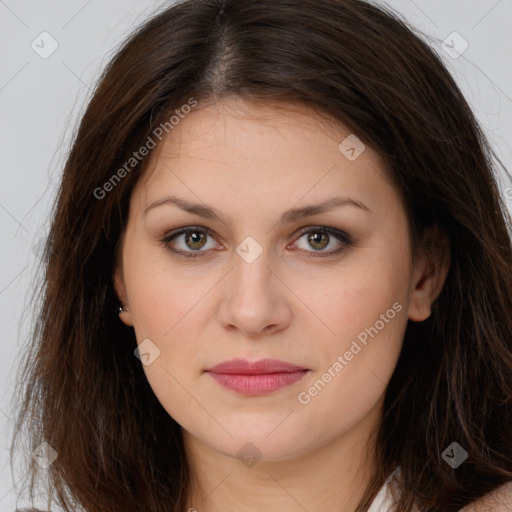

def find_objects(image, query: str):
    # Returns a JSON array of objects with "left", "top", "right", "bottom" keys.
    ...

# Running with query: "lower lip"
[{"left": 207, "top": 370, "right": 309, "bottom": 395}]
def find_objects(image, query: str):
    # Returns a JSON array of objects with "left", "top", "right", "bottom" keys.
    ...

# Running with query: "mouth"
[{"left": 205, "top": 358, "right": 310, "bottom": 395}]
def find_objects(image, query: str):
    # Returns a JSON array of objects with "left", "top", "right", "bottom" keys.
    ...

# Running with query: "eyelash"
[{"left": 160, "top": 226, "right": 353, "bottom": 259}]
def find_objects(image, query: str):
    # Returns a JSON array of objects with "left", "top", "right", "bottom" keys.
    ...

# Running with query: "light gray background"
[{"left": 1, "top": 0, "right": 511, "bottom": 509}]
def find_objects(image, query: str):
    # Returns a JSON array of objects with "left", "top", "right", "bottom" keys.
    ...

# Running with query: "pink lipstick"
[{"left": 205, "top": 358, "right": 309, "bottom": 395}]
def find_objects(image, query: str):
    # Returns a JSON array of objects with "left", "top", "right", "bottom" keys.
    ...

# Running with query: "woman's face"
[{"left": 114, "top": 96, "right": 443, "bottom": 462}]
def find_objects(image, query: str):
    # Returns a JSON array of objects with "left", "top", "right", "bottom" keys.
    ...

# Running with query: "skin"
[{"left": 114, "top": 96, "right": 450, "bottom": 512}]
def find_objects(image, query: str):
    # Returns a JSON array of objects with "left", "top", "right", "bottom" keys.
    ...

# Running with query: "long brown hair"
[{"left": 11, "top": 0, "right": 512, "bottom": 511}]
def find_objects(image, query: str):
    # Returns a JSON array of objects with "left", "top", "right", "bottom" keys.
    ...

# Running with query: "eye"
[
  {"left": 290, "top": 226, "right": 352, "bottom": 257},
  {"left": 161, "top": 225, "right": 352, "bottom": 259},
  {"left": 162, "top": 227, "right": 219, "bottom": 258}
]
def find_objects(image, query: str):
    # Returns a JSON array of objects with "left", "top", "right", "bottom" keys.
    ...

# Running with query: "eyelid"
[{"left": 161, "top": 225, "right": 352, "bottom": 258}]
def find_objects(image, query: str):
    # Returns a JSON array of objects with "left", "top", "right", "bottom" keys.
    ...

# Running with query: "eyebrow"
[{"left": 144, "top": 194, "right": 370, "bottom": 223}]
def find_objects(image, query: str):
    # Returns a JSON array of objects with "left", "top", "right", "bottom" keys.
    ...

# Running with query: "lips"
[
  {"left": 207, "top": 358, "right": 307, "bottom": 374},
  {"left": 205, "top": 358, "right": 310, "bottom": 395}
]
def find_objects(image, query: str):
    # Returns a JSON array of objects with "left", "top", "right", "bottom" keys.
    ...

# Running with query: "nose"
[{"left": 217, "top": 249, "right": 293, "bottom": 339}]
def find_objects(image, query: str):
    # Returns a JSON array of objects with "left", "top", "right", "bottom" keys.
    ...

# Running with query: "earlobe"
[
  {"left": 118, "top": 307, "right": 134, "bottom": 327},
  {"left": 407, "top": 225, "right": 451, "bottom": 323},
  {"left": 408, "top": 268, "right": 434, "bottom": 322},
  {"left": 113, "top": 267, "right": 134, "bottom": 327}
]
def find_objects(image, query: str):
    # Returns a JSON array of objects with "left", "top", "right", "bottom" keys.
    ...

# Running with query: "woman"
[{"left": 11, "top": 0, "right": 512, "bottom": 511}]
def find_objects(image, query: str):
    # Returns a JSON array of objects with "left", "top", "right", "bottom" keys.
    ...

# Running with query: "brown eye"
[
  {"left": 292, "top": 226, "right": 353, "bottom": 257},
  {"left": 184, "top": 230, "right": 207, "bottom": 250},
  {"left": 163, "top": 227, "right": 218, "bottom": 258},
  {"left": 162, "top": 225, "right": 352, "bottom": 260},
  {"left": 307, "top": 231, "right": 329, "bottom": 251}
]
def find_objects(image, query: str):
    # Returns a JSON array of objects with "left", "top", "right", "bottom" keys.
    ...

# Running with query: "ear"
[
  {"left": 113, "top": 264, "right": 134, "bottom": 327},
  {"left": 408, "top": 224, "right": 451, "bottom": 322}
]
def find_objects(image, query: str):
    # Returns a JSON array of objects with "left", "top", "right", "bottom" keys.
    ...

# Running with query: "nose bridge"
[
  {"left": 218, "top": 234, "right": 291, "bottom": 336},
  {"left": 231, "top": 235, "right": 274, "bottom": 303}
]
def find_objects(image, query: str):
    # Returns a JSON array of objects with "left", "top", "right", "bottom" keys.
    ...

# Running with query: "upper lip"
[{"left": 206, "top": 358, "right": 308, "bottom": 374}]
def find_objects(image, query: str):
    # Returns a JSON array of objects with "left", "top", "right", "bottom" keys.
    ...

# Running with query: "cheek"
[
  {"left": 141, "top": 362, "right": 207, "bottom": 435},
  {"left": 126, "top": 262, "right": 211, "bottom": 430},
  {"left": 294, "top": 292, "right": 407, "bottom": 433},
  {"left": 124, "top": 245, "right": 195, "bottom": 334},
  {"left": 291, "top": 251, "right": 410, "bottom": 422},
  {"left": 297, "top": 259, "right": 408, "bottom": 360}
]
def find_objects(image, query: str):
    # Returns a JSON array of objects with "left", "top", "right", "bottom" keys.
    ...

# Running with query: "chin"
[{"left": 192, "top": 420, "right": 320, "bottom": 463}]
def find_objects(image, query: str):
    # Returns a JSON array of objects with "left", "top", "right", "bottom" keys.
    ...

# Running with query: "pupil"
[
  {"left": 188, "top": 232, "right": 205, "bottom": 249},
  {"left": 309, "top": 232, "right": 327, "bottom": 250}
]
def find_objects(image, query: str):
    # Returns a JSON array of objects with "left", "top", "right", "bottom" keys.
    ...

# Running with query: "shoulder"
[{"left": 459, "top": 480, "right": 512, "bottom": 512}]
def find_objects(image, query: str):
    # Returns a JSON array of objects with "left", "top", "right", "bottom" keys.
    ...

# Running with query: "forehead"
[{"left": 131, "top": 97, "right": 393, "bottom": 216}]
